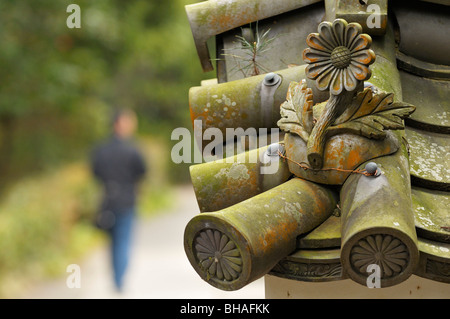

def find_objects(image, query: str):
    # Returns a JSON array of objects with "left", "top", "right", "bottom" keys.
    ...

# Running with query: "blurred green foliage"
[
  {"left": 0, "top": 0, "right": 213, "bottom": 297},
  {"left": 0, "top": 137, "right": 172, "bottom": 297},
  {"left": 0, "top": 0, "right": 213, "bottom": 187},
  {"left": 0, "top": 162, "right": 102, "bottom": 297}
]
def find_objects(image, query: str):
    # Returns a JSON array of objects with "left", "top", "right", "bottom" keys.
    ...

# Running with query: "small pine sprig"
[{"left": 220, "top": 22, "right": 276, "bottom": 78}]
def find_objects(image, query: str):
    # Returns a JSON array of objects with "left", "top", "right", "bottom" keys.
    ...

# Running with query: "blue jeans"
[{"left": 108, "top": 208, "right": 135, "bottom": 291}]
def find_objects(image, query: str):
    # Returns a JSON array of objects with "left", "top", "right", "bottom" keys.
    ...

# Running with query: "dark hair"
[{"left": 111, "top": 108, "right": 136, "bottom": 126}]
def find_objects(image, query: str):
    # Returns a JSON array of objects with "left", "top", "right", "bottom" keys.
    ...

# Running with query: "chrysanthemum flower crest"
[{"left": 303, "top": 19, "right": 376, "bottom": 95}]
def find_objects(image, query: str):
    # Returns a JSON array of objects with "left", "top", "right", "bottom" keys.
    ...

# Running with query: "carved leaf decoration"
[
  {"left": 277, "top": 79, "right": 314, "bottom": 142},
  {"left": 329, "top": 88, "right": 416, "bottom": 139}
]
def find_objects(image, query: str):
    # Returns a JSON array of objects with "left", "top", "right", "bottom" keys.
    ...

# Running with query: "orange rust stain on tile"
[
  {"left": 222, "top": 103, "right": 239, "bottom": 121},
  {"left": 207, "top": 166, "right": 260, "bottom": 210},
  {"left": 260, "top": 220, "right": 297, "bottom": 253},
  {"left": 191, "top": 99, "right": 242, "bottom": 129},
  {"left": 337, "top": 139, "right": 346, "bottom": 168},
  {"left": 226, "top": 168, "right": 259, "bottom": 193},
  {"left": 191, "top": 107, "right": 215, "bottom": 128},
  {"left": 210, "top": 9, "right": 258, "bottom": 32},
  {"left": 347, "top": 147, "right": 363, "bottom": 168},
  {"left": 189, "top": 104, "right": 197, "bottom": 125},
  {"left": 209, "top": 15, "right": 234, "bottom": 31},
  {"left": 325, "top": 142, "right": 340, "bottom": 162}
]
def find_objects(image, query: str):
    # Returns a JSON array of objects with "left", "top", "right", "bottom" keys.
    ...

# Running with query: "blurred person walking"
[{"left": 91, "top": 108, "right": 147, "bottom": 292}]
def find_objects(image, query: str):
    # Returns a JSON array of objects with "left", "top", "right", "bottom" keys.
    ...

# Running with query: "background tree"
[
  {"left": 0, "top": 0, "right": 211, "bottom": 188},
  {"left": 0, "top": 0, "right": 214, "bottom": 297}
]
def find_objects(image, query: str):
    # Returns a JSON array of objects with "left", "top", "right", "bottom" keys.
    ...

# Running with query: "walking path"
[{"left": 23, "top": 185, "right": 264, "bottom": 299}]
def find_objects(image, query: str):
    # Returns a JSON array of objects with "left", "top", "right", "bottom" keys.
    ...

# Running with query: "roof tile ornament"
[
  {"left": 184, "top": 1, "right": 449, "bottom": 292},
  {"left": 303, "top": 19, "right": 376, "bottom": 95},
  {"left": 278, "top": 19, "right": 415, "bottom": 170},
  {"left": 194, "top": 229, "right": 243, "bottom": 281}
]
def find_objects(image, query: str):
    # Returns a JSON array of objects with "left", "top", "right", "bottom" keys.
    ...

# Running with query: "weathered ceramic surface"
[
  {"left": 218, "top": 1, "right": 400, "bottom": 84},
  {"left": 284, "top": 131, "right": 399, "bottom": 185},
  {"left": 302, "top": 19, "right": 376, "bottom": 95},
  {"left": 186, "top": 0, "right": 450, "bottom": 74},
  {"left": 368, "top": 52, "right": 402, "bottom": 101},
  {"left": 415, "top": 238, "right": 450, "bottom": 283},
  {"left": 293, "top": 188, "right": 450, "bottom": 250},
  {"left": 271, "top": 237, "right": 450, "bottom": 284},
  {"left": 397, "top": 51, "right": 450, "bottom": 80},
  {"left": 190, "top": 142, "right": 291, "bottom": 213},
  {"left": 190, "top": 148, "right": 262, "bottom": 213},
  {"left": 292, "top": 187, "right": 450, "bottom": 249},
  {"left": 218, "top": 2, "right": 324, "bottom": 83},
  {"left": 186, "top": 0, "right": 322, "bottom": 72},
  {"left": 297, "top": 215, "right": 341, "bottom": 249},
  {"left": 184, "top": 177, "right": 338, "bottom": 290},
  {"left": 392, "top": 1, "right": 450, "bottom": 66},
  {"left": 270, "top": 248, "right": 343, "bottom": 282},
  {"left": 271, "top": 223, "right": 450, "bottom": 285},
  {"left": 184, "top": 0, "right": 449, "bottom": 291},
  {"left": 412, "top": 187, "right": 450, "bottom": 243},
  {"left": 394, "top": 0, "right": 450, "bottom": 286},
  {"left": 189, "top": 65, "right": 309, "bottom": 154},
  {"left": 405, "top": 127, "right": 450, "bottom": 189},
  {"left": 324, "top": 0, "right": 387, "bottom": 36},
  {"left": 340, "top": 144, "right": 420, "bottom": 288},
  {"left": 401, "top": 71, "right": 450, "bottom": 133},
  {"left": 278, "top": 19, "right": 413, "bottom": 174},
  {"left": 290, "top": 187, "right": 450, "bottom": 250}
]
